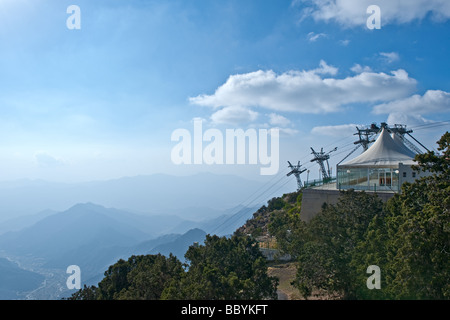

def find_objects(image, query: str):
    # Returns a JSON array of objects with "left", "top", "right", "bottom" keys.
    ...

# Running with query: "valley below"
[{"left": 0, "top": 202, "right": 257, "bottom": 300}]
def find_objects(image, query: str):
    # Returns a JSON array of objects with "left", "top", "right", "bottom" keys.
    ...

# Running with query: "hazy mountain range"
[
  {"left": 0, "top": 202, "right": 258, "bottom": 299},
  {"left": 0, "top": 173, "right": 277, "bottom": 224}
]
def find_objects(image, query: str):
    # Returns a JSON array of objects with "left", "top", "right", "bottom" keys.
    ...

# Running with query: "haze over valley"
[{"left": 0, "top": 173, "right": 277, "bottom": 299}]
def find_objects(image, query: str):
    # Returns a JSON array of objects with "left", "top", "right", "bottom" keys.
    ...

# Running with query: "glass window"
[
  {"left": 338, "top": 167, "right": 400, "bottom": 192},
  {"left": 392, "top": 170, "right": 399, "bottom": 191},
  {"left": 386, "top": 171, "right": 391, "bottom": 186}
]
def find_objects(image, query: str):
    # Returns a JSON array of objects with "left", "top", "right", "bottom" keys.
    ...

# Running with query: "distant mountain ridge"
[
  {"left": 0, "top": 203, "right": 152, "bottom": 259},
  {"left": 0, "top": 173, "right": 275, "bottom": 223},
  {"left": 149, "top": 228, "right": 207, "bottom": 259},
  {"left": 0, "top": 201, "right": 258, "bottom": 299},
  {"left": 0, "top": 209, "right": 56, "bottom": 235}
]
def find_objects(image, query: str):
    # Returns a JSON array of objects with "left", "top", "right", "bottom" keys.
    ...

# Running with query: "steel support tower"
[
  {"left": 310, "top": 147, "right": 337, "bottom": 181},
  {"left": 287, "top": 161, "right": 307, "bottom": 191}
]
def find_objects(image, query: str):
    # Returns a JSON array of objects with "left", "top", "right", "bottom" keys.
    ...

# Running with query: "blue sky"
[{"left": 0, "top": 0, "right": 449, "bottom": 182}]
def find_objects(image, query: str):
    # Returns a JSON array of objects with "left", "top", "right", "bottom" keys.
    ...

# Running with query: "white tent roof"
[{"left": 339, "top": 127, "right": 416, "bottom": 168}]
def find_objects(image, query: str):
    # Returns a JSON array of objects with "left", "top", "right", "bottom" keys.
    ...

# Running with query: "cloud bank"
[
  {"left": 190, "top": 61, "right": 417, "bottom": 117},
  {"left": 295, "top": 0, "right": 450, "bottom": 27},
  {"left": 373, "top": 90, "right": 450, "bottom": 115},
  {"left": 190, "top": 61, "right": 448, "bottom": 131}
]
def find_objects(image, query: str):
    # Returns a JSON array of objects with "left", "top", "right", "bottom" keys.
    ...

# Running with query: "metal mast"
[
  {"left": 388, "top": 124, "right": 429, "bottom": 154},
  {"left": 310, "top": 147, "right": 337, "bottom": 181},
  {"left": 354, "top": 123, "right": 379, "bottom": 152},
  {"left": 337, "top": 123, "right": 378, "bottom": 165},
  {"left": 287, "top": 161, "right": 307, "bottom": 191}
]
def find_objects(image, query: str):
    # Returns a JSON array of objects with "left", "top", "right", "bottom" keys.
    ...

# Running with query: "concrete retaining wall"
[{"left": 300, "top": 188, "right": 395, "bottom": 221}]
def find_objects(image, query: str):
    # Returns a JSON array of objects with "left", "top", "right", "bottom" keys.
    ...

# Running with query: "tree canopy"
[
  {"left": 162, "top": 235, "right": 278, "bottom": 300},
  {"left": 68, "top": 235, "right": 278, "bottom": 300}
]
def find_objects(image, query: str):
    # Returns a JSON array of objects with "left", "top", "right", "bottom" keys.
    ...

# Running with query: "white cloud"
[
  {"left": 210, "top": 106, "right": 259, "bottom": 125},
  {"left": 34, "top": 151, "right": 65, "bottom": 168},
  {"left": 307, "top": 32, "right": 327, "bottom": 42},
  {"left": 379, "top": 52, "right": 400, "bottom": 63},
  {"left": 313, "top": 59, "right": 338, "bottom": 75},
  {"left": 296, "top": 0, "right": 450, "bottom": 27},
  {"left": 386, "top": 113, "right": 434, "bottom": 127},
  {"left": 350, "top": 64, "right": 372, "bottom": 73},
  {"left": 268, "top": 113, "right": 291, "bottom": 127},
  {"left": 373, "top": 90, "right": 450, "bottom": 115},
  {"left": 190, "top": 61, "right": 417, "bottom": 115},
  {"left": 311, "top": 124, "right": 362, "bottom": 137},
  {"left": 373, "top": 90, "right": 450, "bottom": 128}
]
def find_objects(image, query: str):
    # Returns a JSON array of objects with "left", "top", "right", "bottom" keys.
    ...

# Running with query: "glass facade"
[{"left": 337, "top": 166, "right": 399, "bottom": 192}]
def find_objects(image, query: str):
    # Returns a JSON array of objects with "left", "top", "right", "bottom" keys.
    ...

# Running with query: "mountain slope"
[
  {"left": 0, "top": 203, "right": 152, "bottom": 260},
  {"left": 169, "top": 205, "right": 259, "bottom": 236},
  {"left": 0, "top": 209, "right": 56, "bottom": 235},
  {"left": 0, "top": 202, "right": 209, "bottom": 296},
  {"left": 149, "top": 228, "right": 207, "bottom": 261},
  {"left": 0, "top": 258, "right": 45, "bottom": 299}
]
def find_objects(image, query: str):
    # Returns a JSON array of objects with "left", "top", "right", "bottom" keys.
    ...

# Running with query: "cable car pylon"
[
  {"left": 287, "top": 161, "right": 306, "bottom": 191},
  {"left": 310, "top": 147, "right": 337, "bottom": 182}
]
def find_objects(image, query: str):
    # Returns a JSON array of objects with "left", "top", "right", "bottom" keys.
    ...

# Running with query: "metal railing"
[
  {"left": 303, "top": 177, "right": 336, "bottom": 188},
  {"left": 337, "top": 183, "right": 398, "bottom": 192}
]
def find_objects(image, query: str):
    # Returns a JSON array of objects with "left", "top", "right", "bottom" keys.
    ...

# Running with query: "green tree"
[
  {"left": 268, "top": 193, "right": 306, "bottom": 259},
  {"left": 162, "top": 235, "right": 278, "bottom": 300},
  {"left": 65, "top": 285, "right": 98, "bottom": 300},
  {"left": 350, "top": 210, "right": 393, "bottom": 299},
  {"left": 293, "top": 190, "right": 384, "bottom": 299},
  {"left": 384, "top": 132, "right": 449, "bottom": 299},
  {"left": 68, "top": 253, "right": 184, "bottom": 300},
  {"left": 351, "top": 131, "right": 449, "bottom": 299}
]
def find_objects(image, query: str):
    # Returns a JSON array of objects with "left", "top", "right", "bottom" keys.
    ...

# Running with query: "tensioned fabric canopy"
[{"left": 340, "top": 127, "right": 416, "bottom": 168}]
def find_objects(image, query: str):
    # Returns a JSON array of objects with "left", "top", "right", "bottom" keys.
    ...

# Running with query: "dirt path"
[
  {"left": 267, "top": 262, "right": 302, "bottom": 300},
  {"left": 277, "top": 290, "right": 289, "bottom": 300}
]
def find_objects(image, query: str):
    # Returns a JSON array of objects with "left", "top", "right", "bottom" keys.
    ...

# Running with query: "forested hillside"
[
  {"left": 257, "top": 131, "right": 449, "bottom": 299},
  {"left": 69, "top": 132, "right": 449, "bottom": 300}
]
